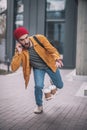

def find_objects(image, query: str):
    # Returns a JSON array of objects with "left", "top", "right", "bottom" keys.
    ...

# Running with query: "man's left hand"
[{"left": 55, "top": 59, "right": 64, "bottom": 68}]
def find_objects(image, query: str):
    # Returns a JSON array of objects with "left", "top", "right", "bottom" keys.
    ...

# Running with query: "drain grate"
[
  {"left": 84, "top": 90, "right": 87, "bottom": 96},
  {"left": 75, "top": 82, "right": 87, "bottom": 97}
]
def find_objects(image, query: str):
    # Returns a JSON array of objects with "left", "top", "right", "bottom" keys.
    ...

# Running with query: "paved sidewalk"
[{"left": 0, "top": 67, "right": 87, "bottom": 130}]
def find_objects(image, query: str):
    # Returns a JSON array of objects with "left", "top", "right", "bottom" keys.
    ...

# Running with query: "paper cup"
[
  {"left": 44, "top": 88, "right": 51, "bottom": 99},
  {"left": 49, "top": 85, "right": 57, "bottom": 95}
]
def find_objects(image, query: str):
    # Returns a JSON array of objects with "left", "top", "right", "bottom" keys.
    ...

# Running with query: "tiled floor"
[{"left": 0, "top": 68, "right": 87, "bottom": 130}]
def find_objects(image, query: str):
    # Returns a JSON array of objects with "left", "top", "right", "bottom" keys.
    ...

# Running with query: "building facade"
[{"left": 0, "top": 0, "right": 87, "bottom": 75}]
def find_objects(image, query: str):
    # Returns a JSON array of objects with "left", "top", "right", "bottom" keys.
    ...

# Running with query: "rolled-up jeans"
[{"left": 33, "top": 68, "right": 63, "bottom": 106}]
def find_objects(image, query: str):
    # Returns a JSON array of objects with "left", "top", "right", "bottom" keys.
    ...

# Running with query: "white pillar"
[{"left": 76, "top": 0, "right": 87, "bottom": 75}]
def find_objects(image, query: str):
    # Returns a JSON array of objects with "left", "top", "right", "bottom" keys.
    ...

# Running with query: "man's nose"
[{"left": 24, "top": 38, "right": 28, "bottom": 43}]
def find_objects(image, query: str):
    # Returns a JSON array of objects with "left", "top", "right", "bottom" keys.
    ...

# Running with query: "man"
[{"left": 11, "top": 26, "right": 63, "bottom": 114}]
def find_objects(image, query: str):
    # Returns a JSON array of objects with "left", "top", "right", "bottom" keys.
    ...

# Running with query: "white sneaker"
[{"left": 34, "top": 106, "right": 43, "bottom": 114}]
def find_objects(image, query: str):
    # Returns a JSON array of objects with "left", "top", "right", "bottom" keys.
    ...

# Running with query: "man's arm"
[
  {"left": 37, "top": 35, "right": 64, "bottom": 68},
  {"left": 11, "top": 43, "right": 22, "bottom": 71}
]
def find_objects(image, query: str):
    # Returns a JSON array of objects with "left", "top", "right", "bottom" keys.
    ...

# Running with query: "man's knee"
[{"left": 57, "top": 82, "right": 64, "bottom": 89}]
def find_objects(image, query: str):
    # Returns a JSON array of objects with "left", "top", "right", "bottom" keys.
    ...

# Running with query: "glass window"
[
  {"left": 0, "top": 0, "right": 7, "bottom": 62},
  {"left": 15, "top": 0, "right": 24, "bottom": 28},
  {"left": 46, "top": 0, "right": 66, "bottom": 54}
]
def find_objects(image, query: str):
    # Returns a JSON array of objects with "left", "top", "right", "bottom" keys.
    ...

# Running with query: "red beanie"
[{"left": 14, "top": 27, "right": 29, "bottom": 40}]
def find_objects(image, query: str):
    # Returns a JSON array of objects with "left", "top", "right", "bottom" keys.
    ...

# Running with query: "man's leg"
[
  {"left": 46, "top": 68, "right": 63, "bottom": 89},
  {"left": 33, "top": 68, "right": 45, "bottom": 106}
]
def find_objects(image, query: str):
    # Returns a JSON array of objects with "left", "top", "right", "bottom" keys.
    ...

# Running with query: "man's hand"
[
  {"left": 16, "top": 43, "right": 22, "bottom": 54},
  {"left": 55, "top": 59, "right": 64, "bottom": 68}
]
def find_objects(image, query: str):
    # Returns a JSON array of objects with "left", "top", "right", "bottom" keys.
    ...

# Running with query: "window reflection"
[
  {"left": 46, "top": 0, "right": 66, "bottom": 55},
  {"left": 0, "top": 0, "right": 7, "bottom": 40},
  {"left": 0, "top": 0, "right": 7, "bottom": 62},
  {"left": 15, "top": 0, "right": 24, "bottom": 28},
  {"left": 47, "top": 0, "right": 66, "bottom": 11}
]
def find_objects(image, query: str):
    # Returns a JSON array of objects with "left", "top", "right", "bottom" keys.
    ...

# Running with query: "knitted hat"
[{"left": 14, "top": 27, "right": 29, "bottom": 40}]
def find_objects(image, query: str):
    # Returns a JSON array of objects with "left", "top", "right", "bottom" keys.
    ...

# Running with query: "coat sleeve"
[{"left": 11, "top": 51, "right": 22, "bottom": 72}]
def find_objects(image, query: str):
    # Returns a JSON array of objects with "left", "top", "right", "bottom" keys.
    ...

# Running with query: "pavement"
[{"left": 0, "top": 64, "right": 87, "bottom": 130}]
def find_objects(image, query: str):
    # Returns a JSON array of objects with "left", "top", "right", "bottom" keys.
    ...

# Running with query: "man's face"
[{"left": 18, "top": 34, "right": 30, "bottom": 49}]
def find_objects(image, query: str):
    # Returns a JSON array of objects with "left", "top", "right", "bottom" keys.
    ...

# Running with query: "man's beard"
[{"left": 22, "top": 42, "right": 30, "bottom": 49}]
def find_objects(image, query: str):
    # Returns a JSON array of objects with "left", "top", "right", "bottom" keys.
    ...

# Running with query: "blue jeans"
[{"left": 33, "top": 68, "right": 63, "bottom": 106}]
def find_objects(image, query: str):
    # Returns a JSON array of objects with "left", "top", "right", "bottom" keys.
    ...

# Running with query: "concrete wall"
[{"left": 76, "top": 0, "right": 87, "bottom": 75}]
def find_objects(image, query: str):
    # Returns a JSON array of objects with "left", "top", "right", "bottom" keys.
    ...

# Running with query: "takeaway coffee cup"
[
  {"left": 49, "top": 85, "right": 57, "bottom": 95},
  {"left": 44, "top": 88, "right": 52, "bottom": 100}
]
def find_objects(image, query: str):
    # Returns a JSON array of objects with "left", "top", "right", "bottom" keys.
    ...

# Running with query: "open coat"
[{"left": 11, "top": 34, "right": 61, "bottom": 88}]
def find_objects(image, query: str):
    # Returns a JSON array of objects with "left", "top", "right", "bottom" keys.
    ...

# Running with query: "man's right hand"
[{"left": 16, "top": 43, "right": 22, "bottom": 54}]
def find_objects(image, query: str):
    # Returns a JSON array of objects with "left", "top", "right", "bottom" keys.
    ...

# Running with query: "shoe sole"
[{"left": 34, "top": 110, "right": 43, "bottom": 114}]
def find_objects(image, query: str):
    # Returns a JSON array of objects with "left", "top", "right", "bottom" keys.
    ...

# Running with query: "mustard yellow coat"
[{"left": 11, "top": 34, "right": 60, "bottom": 88}]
